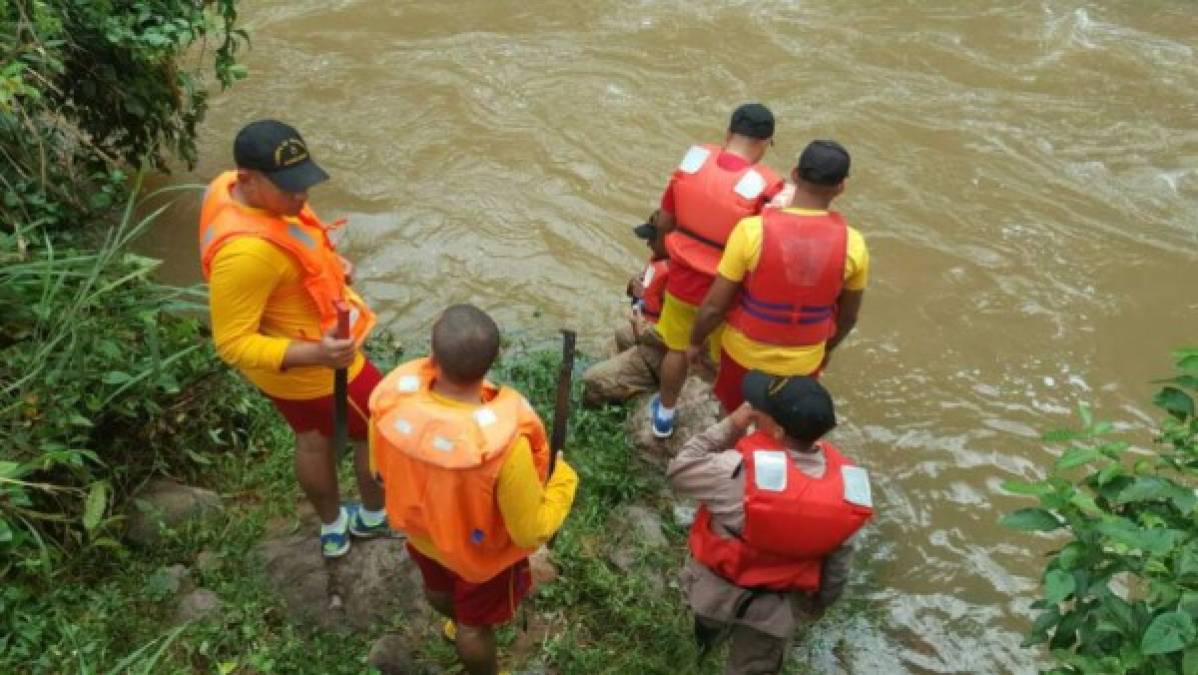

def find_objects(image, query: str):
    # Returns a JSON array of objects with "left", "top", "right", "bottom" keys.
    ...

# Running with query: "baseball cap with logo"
[
  {"left": 797, "top": 139, "right": 850, "bottom": 186},
  {"left": 728, "top": 103, "right": 775, "bottom": 140},
  {"left": 233, "top": 119, "right": 329, "bottom": 193},
  {"left": 742, "top": 370, "right": 837, "bottom": 443}
]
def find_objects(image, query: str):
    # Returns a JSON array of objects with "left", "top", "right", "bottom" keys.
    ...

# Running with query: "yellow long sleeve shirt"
[{"left": 207, "top": 236, "right": 365, "bottom": 400}]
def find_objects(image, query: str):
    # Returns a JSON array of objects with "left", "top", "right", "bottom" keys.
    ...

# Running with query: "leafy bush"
[
  {"left": 0, "top": 179, "right": 269, "bottom": 576},
  {"left": 1, "top": 0, "right": 246, "bottom": 237},
  {"left": 1003, "top": 348, "right": 1198, "bottom": 673}
]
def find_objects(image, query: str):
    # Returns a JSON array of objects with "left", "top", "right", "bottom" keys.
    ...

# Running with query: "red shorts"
[
  {"left": 267, "top": 359, "right": 382, "bottom": 438},
  {"left": 407, "top": 544, "right": 531, "bottom": 627},
  {"left": 713, "top": 349, "right": 823, "bottom": 413}
]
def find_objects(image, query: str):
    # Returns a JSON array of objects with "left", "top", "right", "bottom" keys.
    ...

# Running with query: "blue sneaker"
[
  {"left": 649, "top": 394, "right": 675, "bottom": 439},
  {"left": 347, "top": 503, "right": 390, "bottom": 538},
  {"left": 320, "top": 518, "right": 350, "bottom": 559}
]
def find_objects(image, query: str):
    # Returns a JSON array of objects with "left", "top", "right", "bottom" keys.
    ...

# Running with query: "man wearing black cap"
[
  {"left": 581, "top": 212, "right": 672, "bottom": 405},
  {"left": 649, "top": 103, "right": 789, "bottom": 438},
  {"left": 198, "top": 120, "right": 388, "bottom": 558},
  {"left": 667, "top": 372, "right": 872, "bottom": 674},
  {"left": 688, "top": 140, "right": 869, "bottom": 413}
]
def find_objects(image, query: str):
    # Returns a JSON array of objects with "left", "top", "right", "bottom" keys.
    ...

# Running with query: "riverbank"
[{"left": 2, "top": 335, "right": 879, "bottom": 673}]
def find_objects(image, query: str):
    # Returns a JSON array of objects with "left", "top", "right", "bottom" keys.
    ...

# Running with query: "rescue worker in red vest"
[
  {"left": 199, "top": 120, "right": 386, "bottom": 558},
  {"left": 687, "top": 140, "right": 868, "bottom": 413},
  {"left": 650, "top": 103, "right": 789, "bottom": 438},
  {"left": 369, "top": 304, "right": 578, "bottom": 675},
  {"left": 667, "top": 372, "right": 872, "bottom": 674},
  {"left": 582, "top": 213, "right": 671, "bottom": 406}
]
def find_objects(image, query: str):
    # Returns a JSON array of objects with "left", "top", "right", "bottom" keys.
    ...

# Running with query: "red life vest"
[
  {"left": 688, "top": 431, "right": 872, "bottom": 592},
  {"left": 638, "top": 258, "right": 669, "bottom": 324},
  {"left": 726, "top": 209, "right": 847, "bottom": 346},
  {"left": 198, "top": 171, "right": 376, "bottom": 345},
  {"left": 666, "top": 144, "right": 782, "bottom": 278}
]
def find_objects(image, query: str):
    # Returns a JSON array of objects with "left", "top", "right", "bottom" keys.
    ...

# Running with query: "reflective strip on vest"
[
  {"left": 678, "top": 145, "right": 711, "bottom": 174},
  {"left": 286, "top": 222, "right": 317, "bottom": 249},
  {"left": 733, "top": 170, "right": 766, "bottom": 200}
]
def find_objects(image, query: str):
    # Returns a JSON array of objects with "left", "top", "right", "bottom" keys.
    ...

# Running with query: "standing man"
[
  {"left": 370, "top": 304, "right": 578, "bottom": 675},
  {"left": 688, "top": 140, "right": 868, "bottom": 413},
  {"left": 667, "top": 372, "right": 872, "bottom": 674},
  {"left": 199, "top": 119, "right": 387, "bottom": 558},
  {"left": 650, "top": 103, "right": 787, "bottom": 438}
]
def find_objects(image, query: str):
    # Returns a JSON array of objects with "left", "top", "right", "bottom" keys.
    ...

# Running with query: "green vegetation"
[{"left": 1003, "top": 348, "right": 1198, "bottom": 673}]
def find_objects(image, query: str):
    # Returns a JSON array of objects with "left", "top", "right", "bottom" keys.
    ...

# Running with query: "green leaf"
[
  {"left": 0, "top": 518, "right": 12, "bottom": 544},
  {"left": 1180, "top": 541, "right": 1198, "bottom": 578},
  {"left": 1001, "top": 479, "right": 1053, "bottom": 496},
  {"left": 1095, "top": 462, "right": 1125, "bottom": 486},
  {"left": 101, "top": 371, "right": 132, "bottom": 385},
  {"left": 1184, "top": 646, "right": 1198, "bottom": 675},
  {"left": 1001, "top": 508, "right": 1063, "bottom": 532},
  {"left": 1044, "top": 428, "right": 1081, "bottom": 443},
  {"left": 1096, "top": 520, "right": 1177, "bottom": 556},
  {"left": 0, "top": 460, "right": 20, "bottom": 479},
  {"left": 1044, "top": 569, "right": 1076, "bottom": 604},
  {"left": 1156, "top": 387, "right": 1195, "bottom": 421},
  {"left": 83, "top": 481, "right": 108, "bottom": 532},
  {"left": 1057, "top": 542, "right": 1088, "bottom": 570},
  {"left": 1142, "top": 611, "right": 1196, "bottom": 656},
  {"left": 1078, "top": 402, "right": 1094, "bottom": 428},
  {"left": 1118, "top": 477, "right": 1180, "bottom": 505},
  {"left": 1057, "top": 447, "right": 1103, "bottom": 470}
]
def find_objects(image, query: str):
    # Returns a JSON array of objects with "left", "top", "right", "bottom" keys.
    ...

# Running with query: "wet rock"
[
  {"left": 194, "top": 549, "right": 221, "bottom": 574},
  {"left": 175, "top": 588, "right": 222, "bottom": 624},
  {"left": 125, "top": 480, "right": 222, "bottom": 546},
  {"left": 672, "top": 502, "right": 697, "bottom": 528},
  {"left": 367, "top": 634, "right": 417, "bottom": 675},
  {"left": 626, "top": 377, "right": 722, "bottom": 458},
  {"left": 257, "top": 534, "right": 422, "bottom": 631},
  {"left": 620, "top": 505, "right": 667, "bottom": 548},
  {"left": 529, "top": 546, "right": 559, "bottom": 587}
]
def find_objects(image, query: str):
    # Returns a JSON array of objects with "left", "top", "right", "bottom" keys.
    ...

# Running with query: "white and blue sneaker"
[
  {"left": 347, "top": 503, "right": 390, "bottom": 538},
  {"left": 649, "top": 394, "right": 675, "bottom": 439},
  {"left": 320, "top": 513, "right": 350, "bottom": 559}
]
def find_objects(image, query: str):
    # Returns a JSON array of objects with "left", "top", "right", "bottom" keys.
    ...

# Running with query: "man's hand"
[
  {"left": 727, "top": 402, "right": 754, "bottom": 430},
  {"left": 318, "top": 327, "right": 356, "bottom": 368},
  {"left": 626, "top": 275, "right": 645, "bottom": 300},
  {"left": 338, "top": 255, "right": 355, "bottom": 285}
]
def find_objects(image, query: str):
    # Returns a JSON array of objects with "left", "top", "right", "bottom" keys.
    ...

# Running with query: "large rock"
[
  {"left": 125, "top": 480, "right": 222, "bottom": 546},
  {"left": 626, "top": 377, "right": 723, "bottom": 459},
  {"left": 607, "top": 504, "right": 668, "bottom": 574},
  {"left": 257, "top": 534, "right": 423, "bottom": 631},
  {"left": 175, "top": 588, "right": 222, "bottom": 624},
  {"left": 367, "top": 634, "right": 419, "bottom": 675}
]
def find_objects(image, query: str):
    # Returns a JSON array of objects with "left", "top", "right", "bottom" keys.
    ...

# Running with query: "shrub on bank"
[{"left": 1004, "top": 348, "right": 1198, "bottom": 673}]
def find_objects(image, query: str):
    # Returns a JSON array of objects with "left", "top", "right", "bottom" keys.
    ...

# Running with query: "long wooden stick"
[
  {"left": 333, "top": 301, "right": 351, "bottom": 463},
  {"left": 548, "top": 329, "right": 577, "bottom": 478}
]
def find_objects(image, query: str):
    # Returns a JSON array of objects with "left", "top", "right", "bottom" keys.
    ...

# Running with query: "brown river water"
[{"left": 141, "top": 1, "right": 1198, "bottom": 672}]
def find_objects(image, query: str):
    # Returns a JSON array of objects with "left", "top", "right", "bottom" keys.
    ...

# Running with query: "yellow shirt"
[
  {"left": 716, "top": 208, "right": 869, "bottom": 374},
  {"left": 375, "top": 392, "right": 579, "bottom": 565},
  {"left": 208, "top": 236, "right": 365, "bottom": 400}
]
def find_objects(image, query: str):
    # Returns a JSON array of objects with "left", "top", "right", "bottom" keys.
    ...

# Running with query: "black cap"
[
  {"left": 729, "top": 103, "right": 775, "bottom": 140},
  {"left": 633, "top": 221, "right": 657, "bottom": 240},
  {"left": 797, "top": 140, "right": 850, "bottom": 186},
  {"left": 742, "top": 370, "right": 837, "bottom": 443},
  {"left": 233, "top": 120, "right": 329, "bottom": 193}
]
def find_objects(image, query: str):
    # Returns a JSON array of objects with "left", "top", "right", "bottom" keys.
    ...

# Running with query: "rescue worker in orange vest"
[
  {"left": 687, "top": 140, "right": 868, "bottom": 413},
  {"left": 650, "top": 103, "right": 789, "bottom": 438},
  {"left": 369, "top": 304, "right": 578, "bottom": 675},
  {"left": 199, "top": 120, "right": 386, "bottom": 558},
  {"left": 582, "top": 213, "right": 671, "bottom": 406},
  {"left": 667, "top": 372, "right": 872, "bottom": 674}
]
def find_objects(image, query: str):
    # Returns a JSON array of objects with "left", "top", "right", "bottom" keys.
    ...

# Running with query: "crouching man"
[{"left": 667, "top": 372, "right": 873, "bottom": 674}]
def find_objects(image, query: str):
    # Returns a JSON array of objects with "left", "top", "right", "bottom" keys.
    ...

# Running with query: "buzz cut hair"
[{"left": 431, "top": 304, "right": 501, "bottom": 384}]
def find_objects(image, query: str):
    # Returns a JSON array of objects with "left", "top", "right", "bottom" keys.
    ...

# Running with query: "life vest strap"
[{"left": 675, "top": 225, "right": 726, "bottom": 251}]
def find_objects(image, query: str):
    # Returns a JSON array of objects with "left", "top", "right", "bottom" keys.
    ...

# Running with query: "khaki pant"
[
  {"left": 581, "top": 320, "right": 665, "bottom": 406},
  {"left": 695, "top": 616, "right": 790, "bottom": 675}
]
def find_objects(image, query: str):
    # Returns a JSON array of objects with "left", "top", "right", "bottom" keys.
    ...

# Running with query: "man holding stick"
[
  {"left": 199, "top": 119, "right": 387, "bottom": 558},
  {"left": 369, "top": 304, "right": 578, "bottom": 675}
]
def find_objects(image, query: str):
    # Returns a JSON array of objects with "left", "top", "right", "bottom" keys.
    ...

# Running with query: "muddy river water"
[{"left": 143, "top": 1, "right": 1198, "bottom": 671}]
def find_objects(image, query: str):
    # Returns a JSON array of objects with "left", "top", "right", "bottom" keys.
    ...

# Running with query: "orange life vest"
[
  {"left": 726, "top": 209, "right": 847, "bottom": 346},
  {"left": 666, "top": 144, "right": 782, "bottom": 277},
  {"left": 198, "top": 171, "right": 376, "bottom": 344},
  {"left": 369, "top": 358, "right": 552, "bottom": 583},
  {"left": 688, "top": 431, "right": 872, "bottom": 592},
  {"left": 638, "top": 258, "right": 669, "bottom": 324}
]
